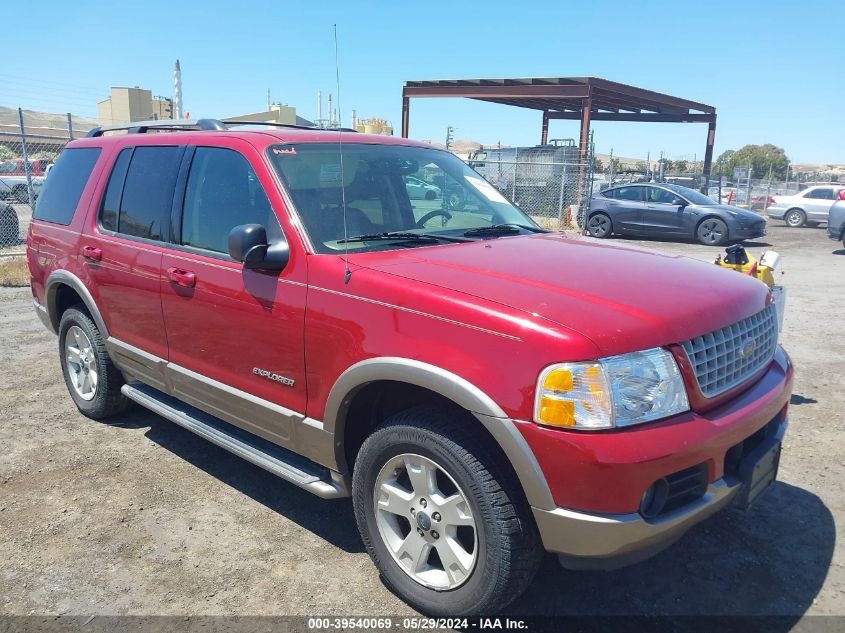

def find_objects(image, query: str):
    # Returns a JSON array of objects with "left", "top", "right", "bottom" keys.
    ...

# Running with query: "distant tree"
[
  {"left": 608, "top": 158, "right": 623, "bottom": 175},
  {"left": 658, "top": 158, "right": 675, "bottom": 173},
  {"left": 0, "top": 146, "right": 15, "bottom": 161},
  {"left": 592, "top": 157, "right": 605, "bottom": 173},
  {"left": 717, "top": 144, "right": 789, "bottom": 180},
  {"left": 674, "top": 159, "right": 689, "bottom": 173},
  {"left": 634, "top": 160, "right": 649, "bottom": 173}
]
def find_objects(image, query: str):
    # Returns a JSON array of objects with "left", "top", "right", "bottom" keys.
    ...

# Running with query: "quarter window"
[
  {"left": 181, "top": 147, "right": 281, "bottom": 254},
  {"left": 33, "top": 148, "right": 101, "bottom": 225}
]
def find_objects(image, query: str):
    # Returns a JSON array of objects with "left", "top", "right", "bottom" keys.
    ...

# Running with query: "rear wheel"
[
  {"left": 696, "top": 217, "right": 728, "bottom": 245},
  {"left": 785, "top": 208, "right": 806, "bottom": 227},
  {"left": 424, "top": 190, "right": 436, "bottom": 201},
  {"left": 587, "top": 212, "right": 612, "bottom": 238},
  {"left": 352, "top": 406, "right": 542, "bottom": 616},
  {"left": 59, "top": 305, "right": 130, "bottom": 419}
]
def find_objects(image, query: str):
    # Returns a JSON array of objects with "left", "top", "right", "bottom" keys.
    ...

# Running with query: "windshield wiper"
[
  {"left": 337, "top": 231, "right": 456, "bottom": 245},
  {"left": 463, "top": 223, "right": 536, "bottom": 237}
]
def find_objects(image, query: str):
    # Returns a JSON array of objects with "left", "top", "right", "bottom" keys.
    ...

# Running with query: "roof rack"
[{"left": 86, "top": 118, "right": 358, "bottom": 138}]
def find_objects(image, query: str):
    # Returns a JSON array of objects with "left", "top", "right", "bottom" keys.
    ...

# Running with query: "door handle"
[
  {"left": 167, "top": 267, "right": 196, "bottom": 288},
  {"left": 81, "top": 246, "right": 102, "bottom": 262}
]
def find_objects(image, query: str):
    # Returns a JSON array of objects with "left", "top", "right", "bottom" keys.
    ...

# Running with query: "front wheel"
[
  {"left": 785, "top": 208, "right": 806, "bottom": 227},
  {"left": 696, "top": 217, "right": 728, "bottom": 245},
  {"left": 352, "top": 406, "right": 542, "bottom": 616}
]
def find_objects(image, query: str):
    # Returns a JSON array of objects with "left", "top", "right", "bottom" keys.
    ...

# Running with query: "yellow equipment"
[{"left": 714, "top": 244, "right": 778, "bottom": 288}]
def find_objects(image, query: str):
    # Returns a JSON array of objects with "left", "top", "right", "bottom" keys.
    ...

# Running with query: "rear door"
[
  {"left": 605, "top": 185, "right": 646, "bottom": 232},
  {"left": 642, "top": 186, "right": 686, "bottom": 234},
  {"left": 83, "top": 144, "right": 184, "bottom": 389},
  {"left": 802, "top": 187, "right": 836, "bottom": 222},
  {"left": 159, "top": 140, "right": 308, "bottom": 450}
]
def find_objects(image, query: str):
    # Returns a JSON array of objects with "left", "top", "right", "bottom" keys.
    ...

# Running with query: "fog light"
[{"left": 640, "top": 478, "right": 669, "bottom": 519}]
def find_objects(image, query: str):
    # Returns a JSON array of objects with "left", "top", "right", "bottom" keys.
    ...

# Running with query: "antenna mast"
[{"left": 334, "top": 25, "right": 351, "bottom": 284}]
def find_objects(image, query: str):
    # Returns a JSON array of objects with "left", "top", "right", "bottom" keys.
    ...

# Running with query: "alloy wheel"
[
  {"left": 373, "top": 453, "right": 478, "bottom": 590},
  {"left": 588, "top": 214, "right": 611, "bottom": 237},
  {"left": 698, "top": 219, "right": 726, "bottom": 244},
  {"left": 786, "top": 210, "right": 804, "bottom": 227},
  {"left": 65, "top": 325, "right": 98, "bottom": 401}
]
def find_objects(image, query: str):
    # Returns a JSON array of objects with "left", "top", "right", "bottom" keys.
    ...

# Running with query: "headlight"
[{"left": 534, "top": 348, "right": 689, "bottom": 430}]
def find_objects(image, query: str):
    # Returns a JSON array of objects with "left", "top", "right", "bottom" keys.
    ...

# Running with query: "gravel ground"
[{"left": 0, "top": 223, "right": 842, "bottom": 623}]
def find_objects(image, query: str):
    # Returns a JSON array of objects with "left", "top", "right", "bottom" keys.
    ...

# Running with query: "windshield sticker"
[{"left": 465, "top": 176, "right": 509, "bottom": 203}]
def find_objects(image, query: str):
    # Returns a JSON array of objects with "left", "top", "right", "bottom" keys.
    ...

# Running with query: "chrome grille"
[{"left": 680, "top": 304, "right": 778, "bottom": 398}]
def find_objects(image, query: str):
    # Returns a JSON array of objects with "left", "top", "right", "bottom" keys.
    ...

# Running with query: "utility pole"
[
  {"left": 609, "top": 148, "right": 614, "bottom": 184},
  {"left": 445, "top": 126, "right": 454, "bottom": 151},
  {"left": 267, "top": 88, "right": 271, "bottom": 111}
]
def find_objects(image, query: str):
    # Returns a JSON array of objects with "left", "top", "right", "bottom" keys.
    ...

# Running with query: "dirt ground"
[{"left": 0, "top": 223, "right": 843, "bottom": 622}]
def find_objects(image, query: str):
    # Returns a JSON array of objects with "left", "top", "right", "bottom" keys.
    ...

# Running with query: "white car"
[{"left": 767, "top": 185, "right": 845, "bottom": 227}]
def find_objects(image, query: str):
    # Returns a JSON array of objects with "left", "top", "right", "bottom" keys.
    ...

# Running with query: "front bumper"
[
  {"left": 520, "top": 347, "right": 792, "bottom": 569},
  {"left": 534, "top": 478, "right": 738, "bottom": 570}
]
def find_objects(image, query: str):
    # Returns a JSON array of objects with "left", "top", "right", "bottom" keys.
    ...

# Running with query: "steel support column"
[
  {"left": 577, "top": 95, "right": 592, "bottom": 215},
  {"left": 401, "top": 96, "right": 410, "bottom": 138},
  {"left": 541, "top": 111, "right": 549, "bottom": 145},
  {"left": 701, "top": 116, "right": 717, "bottom": 192}
]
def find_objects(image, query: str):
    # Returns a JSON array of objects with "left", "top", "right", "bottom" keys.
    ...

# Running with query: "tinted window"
[
  {"left": 615, "top": 186, "right": 642, "bottom": 201},
  {"left": 645, "top": 186, "right": 679, "bottom": 204},
  {"left": 118, "top": 146, "right": 182, "bottom": 241},
  {"left": 100, "top": 148, "right": 132, "bottom": 232},
  {"left": 601, "top": 189, "right": 616, "bottom": 199},
  {"left": 181, "top": 147, "right": 281, "bottom": 254},
  {"left": 33, "top": 148, "right": 101, "bottom": 225},
  {"left": 806, "top": 188, "right": 834, "bottom": 200}
]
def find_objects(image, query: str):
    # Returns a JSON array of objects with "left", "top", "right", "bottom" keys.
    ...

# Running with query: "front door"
[
  {"left": 642, "top": 186, "right": 686, "bottom": 234},
  {"left": 160, "top": 141, "right": 308, "bottom": 449}
]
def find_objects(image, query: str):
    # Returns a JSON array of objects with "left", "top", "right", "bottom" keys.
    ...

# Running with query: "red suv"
[{"left": 27, "top": 119, "right": 792, "bottom": 615}]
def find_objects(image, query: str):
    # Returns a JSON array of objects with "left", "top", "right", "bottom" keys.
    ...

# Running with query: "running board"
[{"left": 121, "top": 383, "right": 349, "bottom": 499}]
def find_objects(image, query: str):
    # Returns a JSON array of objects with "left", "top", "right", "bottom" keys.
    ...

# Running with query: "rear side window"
[
  {"left": 180, "top": 147, "right": 281, "bottom": 254},
  {"left": 116, "top": 146, "right": 182, "bottom": 241},
  {"left": 34, "top": 148, "right": 101, "bottom": 225},
  {"left": 615, "top": 186, "right": 642, "bottom": 201}
]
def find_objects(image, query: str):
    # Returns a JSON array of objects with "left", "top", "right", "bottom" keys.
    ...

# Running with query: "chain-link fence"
[
  {"left": 1, "top": 110, "right": 76, "bottom": 254},
  {"left": 464, "top": 136, "right": 595, "bottom": 232}
]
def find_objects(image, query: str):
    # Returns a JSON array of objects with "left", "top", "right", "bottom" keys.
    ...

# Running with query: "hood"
[
  {"left": 354, "top": 234, "right": 770, "bottom": 356},
  {"left": 701, "top": 204, "right": 762, "bottom": 222}
]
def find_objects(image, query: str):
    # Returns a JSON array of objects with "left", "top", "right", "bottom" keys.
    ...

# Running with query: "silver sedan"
[{"left": 767, "top": 185, "right": 844, "bottom": 227}]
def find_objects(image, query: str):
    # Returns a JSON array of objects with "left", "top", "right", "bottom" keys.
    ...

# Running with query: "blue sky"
[{"left": 4, "top": 0, "right": 842, "bottom": 163}]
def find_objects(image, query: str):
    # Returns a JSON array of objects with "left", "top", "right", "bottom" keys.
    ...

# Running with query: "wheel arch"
[
  {"left": 44, "top": 270, "right": 109, "bottom": 337},
  {"left": 324, "top": 357, "right": 556, "bottom": 510}
]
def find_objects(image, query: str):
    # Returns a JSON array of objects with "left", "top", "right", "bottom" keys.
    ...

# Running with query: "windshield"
[
  {"left": 662, "top": 183, "right": 718, "bottom": 205},
  {"left": 268, "top": 143, "right": 540, "bottom": 253}
]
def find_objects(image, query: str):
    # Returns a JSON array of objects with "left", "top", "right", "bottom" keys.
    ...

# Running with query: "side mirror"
[{"left": 228, "top": 224, "right": 289, "bottom": 271}]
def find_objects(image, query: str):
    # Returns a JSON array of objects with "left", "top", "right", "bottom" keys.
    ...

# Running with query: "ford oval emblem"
[{"left": 739, "top": 339, "right": 757, "bottom": 360}]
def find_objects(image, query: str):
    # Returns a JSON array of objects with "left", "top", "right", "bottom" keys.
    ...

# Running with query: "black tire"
[
  {"left": 58, "top": 305, "right": 130, "bottom": 419},
  {"left": 587, "top": 212, "right": 612, "bottom": 238},
  {"left": 424, "top": 190, "right": 436, "bottom": 201},
  {"left": 352, "top": 405, "right": 543, "bottom": 616},
  {"left": 446, "top": 191, "right": 466, "bottom": 211},
  {"left": 0, "top": 205, "right": 19, "bottom": 247},
  {"left": 696, "top": 217, "right": 729, "bottom": 245},
  {"left": 784, "top": 208, "right": 806, "bottom": 228}
]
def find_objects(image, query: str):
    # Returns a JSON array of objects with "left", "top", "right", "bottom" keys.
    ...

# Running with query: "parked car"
[
  {"left": 0, "top": 158, "right": 51, "bottom": 203},
  {"left": 404, "top": 175, "right": 440, "bottom": 200},
  {"left": 28, "top": 120, "right": 792, "bottom": 616},
  {"left": 767, "top": 185, "right": 845, "bottom": 227},
  {"left": 826, "top": 192, "right": 845, "bottom": 248},
  {"left": 0, "top": 203, "right": 19, "bottom": 246},
  {"left": 588, "top": 183, "right": 766, "bottom": 245}
]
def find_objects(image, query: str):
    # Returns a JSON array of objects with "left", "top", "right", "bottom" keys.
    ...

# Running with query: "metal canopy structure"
[{"left": 401, "top": 77, "right": 717, "bottom": 192}]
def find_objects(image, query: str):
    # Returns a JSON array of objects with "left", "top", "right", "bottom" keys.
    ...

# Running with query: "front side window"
[
  {"left": 34, "top": 148, "right": 101, "bottom": 225},
  {"left": 180, "top": 147, "right": 282, "bottom": 254},
  {"left": 268, "top": 143, "right": 540, "bottom": 253},
  {"left": 646, "top": 187, "right": 679, "bottom": 204}
]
